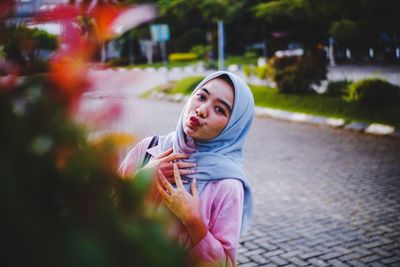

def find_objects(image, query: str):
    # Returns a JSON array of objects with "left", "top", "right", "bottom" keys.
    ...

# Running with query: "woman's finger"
[
  {"left": 191, "top": 178, "right": 198, "bottom": 199},
  {"left": 154, "top": 147, "right": 173, "bottom": 159},
  {"left": 164, "top": 153, "right": 190, "bottom": 163},
  {"left": 162, "top": 169, "right": 195, "bottom": 177},
  {"left": 159, "top": 162, "right": 173, "bottom": 169},
  {"left": 176, "top": 162, "right": 197, "bottom": 169},
  {"left": 173, "top": 163, "right": 184, "bottom": 189},
  {"left": 158, "top": 169, "right": 175, "bottom": 192},
  {"left": 165, "top": 175, "right": 190, "bottom": 184},
  {"left": 156, "top": 180, "right": 170, "bottom": 201},
  {"left": 159, "top": 161, "right": 196, "bottom": 170}
]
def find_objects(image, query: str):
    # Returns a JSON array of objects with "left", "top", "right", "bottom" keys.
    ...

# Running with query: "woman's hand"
[
  {"left": 136, "top": 147, "right": 196, "bottom": 184},
  {"left": 157, "top": 163, "right": 207, "bottom": 244}
]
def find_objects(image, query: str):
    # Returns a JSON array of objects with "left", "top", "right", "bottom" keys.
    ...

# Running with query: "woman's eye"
[
  {"left": 196, "top": 93, "right": 206, "bottom": 101},
  {"left": 215, "top": 106, "right": 226, "bottom": 116}
]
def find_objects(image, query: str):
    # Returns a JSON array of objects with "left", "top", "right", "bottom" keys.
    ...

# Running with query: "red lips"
[{"left": 189, "top": 116, "right": 200, "bottom": 127}]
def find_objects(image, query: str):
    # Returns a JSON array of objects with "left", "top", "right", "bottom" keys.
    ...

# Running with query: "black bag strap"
[{"left": 141, "top": 135, "right": 159, "bottom": 167}]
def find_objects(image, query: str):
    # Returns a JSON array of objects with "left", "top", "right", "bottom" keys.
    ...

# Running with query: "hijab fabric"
[{"left": 158, "top": 71, "right": 254, "bottom": 233}]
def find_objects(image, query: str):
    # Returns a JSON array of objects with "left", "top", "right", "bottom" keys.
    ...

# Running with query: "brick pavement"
[
  {"left": 240, "top": 117, "right": 400, "bottom": 266},
  {"left": 81, "top": 70, "right": 400, "bottom": 266}
]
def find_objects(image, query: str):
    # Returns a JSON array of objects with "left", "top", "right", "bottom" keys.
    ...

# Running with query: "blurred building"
[{"left": 8, "top": 0, "right": 67, "bottom": 25}]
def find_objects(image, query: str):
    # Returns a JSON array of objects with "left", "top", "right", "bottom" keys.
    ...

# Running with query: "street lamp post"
[
  {"left": 329, "top": 37, "right": 336, "bottom": 66},
  {"left": 218, "top": 20, "right": 224, "bottom": 70},
  {"left": 369, "top": 48, "right": 374, "bottom": 59}
]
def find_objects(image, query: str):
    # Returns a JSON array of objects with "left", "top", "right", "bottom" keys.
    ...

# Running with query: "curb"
[{"left": 148, "top": 91, "right": 400, "bottom": 139}]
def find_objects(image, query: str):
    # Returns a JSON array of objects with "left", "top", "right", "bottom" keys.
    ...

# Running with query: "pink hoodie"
[{"left": 119, "top": 137, "right": 244, "bottom": 266}]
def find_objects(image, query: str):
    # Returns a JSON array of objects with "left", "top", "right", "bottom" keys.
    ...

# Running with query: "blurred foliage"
[
  {"left": 0, "top": 45, "right": 5, "bottom": 59},
  {"left": 0, "top": 3, "right": 189, "bottom": 266},
  {"left": 224, "top": 56, "right": 257, "bottom": 66},
  {"left": 31, "top": 28, "right": 58, "bottom": 51},
  {"left": 157, "top": 0, "right": 244, "bottom": 22},
  {"left": 268, "top": 55, "right": 327, "bottom": 94},
  {"left": 254, "top": 65, "right": 272, "bottom": 80},
  {"left": 155, "top": 0, "right": 254, "bottom": 57},
  {"left": 242, "top": 64, "right": 272, "bottom": 80},
  {"left": 243, "top": 51, "right": 258, "bottom": 59},
  {"left": 329, "top": 19, "right": 360, "bottom": 48},
  {"left": 0, "top": 75, "right": 186, "bottom": 267},
  {"left": 0, "top": 24, "right": 58, "bottom": 74},
  {"left": 253, "top": 0, "right": 304, "bottom": 24},
  {"left": 242, "top": 65, "right": 254, "bottom": 78},
  {"left": 325, "top": 80, "right": 353, "bottom": 98},
  {"left": 190, "top": 44, "right": 212, "bottom": 58},
  {"left": 253, "top": 0, "right": 400, "bottom": 50},
  {"left": 169, "top": 52, "right": 198, "bottom": 62},
  {"left": 345, "top": 78, "right": 400, "bottom": 107},
  {"left": 151, "top": 0, "right": 400, "bottom": 62},
  {"left": 55, "top": 0, "right": 400, "bottom": 65},
  {"left": 174, "top": 28, "right": 205, "bottom": 52}
]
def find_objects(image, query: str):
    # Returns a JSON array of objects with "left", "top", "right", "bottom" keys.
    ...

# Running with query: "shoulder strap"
[{"left": 141, "top": 135, "right": 159, "bottom": 167}]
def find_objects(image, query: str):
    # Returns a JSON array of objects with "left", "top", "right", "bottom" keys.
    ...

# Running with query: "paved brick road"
[{"left": 82, "top": 70, "right": 400, "bottom": 267}]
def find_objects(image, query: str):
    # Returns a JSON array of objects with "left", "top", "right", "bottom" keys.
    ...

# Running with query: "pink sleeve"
[
  {"left": 190, "top": 181, "right": 244, "bottom": 267},
  {"left": 117, "top": 137, "right": 153, "bottom": 178}
]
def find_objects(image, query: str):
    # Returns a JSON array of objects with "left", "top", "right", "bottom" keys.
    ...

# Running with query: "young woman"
[{"left": 119, "top": 71, "right": 254, "bottom": 266}]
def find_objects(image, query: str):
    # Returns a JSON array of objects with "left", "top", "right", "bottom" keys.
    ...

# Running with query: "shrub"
[
  {"left": 345, "top": 78, "right": 400, "bottom": 107},
  {"left": 0, "top": 45, "right": 5, "bottom": 59},
  {"left": 242, "top": 64, "right": 254, "bottom": 78},
  {"left": 268, "top": 55, "right": 327, "bottom": 94},
  {"left": 254, "top": 65, "right": 272, "bottom": 80},
  {"left": 174, "top": 28, "right": 205, "bottom": 52},
  {"left": 244, "top": 50, "right": 258, "bottom": 59},
  {"left": 168, "top": 53, "right": 198, "bottom": 62},
  {"left": 190, "top": 44, "right": 211, "bottom": 58},
  {"left": 32, "top": 28, "right": 58, "bottom": 51},
  {"left": 329, "top": 19, "right": 359, "bottom": 47},
  {"left": 0, "top": 76, "right": 186, "bottom": 266},
  {"left": 325, "top": 80, "right": 352, "bottom": 97}
]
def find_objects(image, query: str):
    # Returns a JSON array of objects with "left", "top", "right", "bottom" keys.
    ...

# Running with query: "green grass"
[
  {"left": 167, "top": 76, "right": 204, "bottom": 95},
  {"left": 140, "top": 76, "right": 204, "bottom": 98},
  {"left": 117, "top": 53, "right": 260, "bottom": 71},
  {"left": 250, "top": 85, "right": 400, "bottom": 129},
  {"left": 143, "top": 76, "right": 400, "bottom": 130},
  {"left": 127, "top": 56, "right": 257, "bottom": 69},
  {"left": 225, "top": 56, "right": 258, "bottom": 66}
]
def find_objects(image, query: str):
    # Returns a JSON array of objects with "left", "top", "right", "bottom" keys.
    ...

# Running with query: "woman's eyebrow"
[{"left": 200, "top": 88, "right": 232, "bottom": 114}]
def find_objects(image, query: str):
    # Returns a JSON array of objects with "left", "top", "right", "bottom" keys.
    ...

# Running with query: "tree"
[
  {"left": 253, "top": 0, "right": 400, "bottom": 54},
  {"left": 156, "top": 0, "right": 245, "bottom": 59}
]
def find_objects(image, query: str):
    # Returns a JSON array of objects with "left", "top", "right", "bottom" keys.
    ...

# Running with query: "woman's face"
[{"left": 182, "top": 78, "right": 234, "bottom": 141}]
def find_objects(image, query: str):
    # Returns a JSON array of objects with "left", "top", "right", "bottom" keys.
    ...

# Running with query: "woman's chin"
[{"left": 183, "top": 125, "right": 196, "bottom": 137}]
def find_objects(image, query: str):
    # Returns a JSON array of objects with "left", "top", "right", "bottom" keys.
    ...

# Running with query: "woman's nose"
[{"left": 195, "top": 104, "right": 208, "bottom": 118}]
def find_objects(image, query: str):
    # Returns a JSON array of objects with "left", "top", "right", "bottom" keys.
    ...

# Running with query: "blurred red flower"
[
  {"left": 32, "top": 3, "right": 156, "bottom": 115},
  {"left": 0, "top": 0, "right": 15, "bottom": 18}
]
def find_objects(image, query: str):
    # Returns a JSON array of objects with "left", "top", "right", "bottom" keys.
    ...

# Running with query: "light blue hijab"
[{"left": 158, "top": 71, "right": 254, "bottom": 233}]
